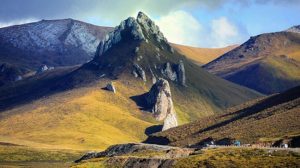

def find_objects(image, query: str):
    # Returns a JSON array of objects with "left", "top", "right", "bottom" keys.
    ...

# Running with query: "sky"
[{"left": 0, "top": 0, "right": 299, "bottom": 48}]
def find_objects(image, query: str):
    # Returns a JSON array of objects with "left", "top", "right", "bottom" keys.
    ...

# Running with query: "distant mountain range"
[
  {"left": 0, "top": 19, "right": 112, "bottom": 85},
  {"left": 0, "top": 19, "right": 112, "bottom": 68},
  {"left": 204, "top": 26, "right": 300, "bottom": 94}
]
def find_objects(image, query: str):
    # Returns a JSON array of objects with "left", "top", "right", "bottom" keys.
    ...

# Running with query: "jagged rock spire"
[
  {"left": 136, "top": 12, "right": 168, "bottom": 43},
  {"left": 96, "top": 17, "right": 145, "bottom": 56},
  {"left": 95, "top": 11, "right": 169, "bottom": 57}
]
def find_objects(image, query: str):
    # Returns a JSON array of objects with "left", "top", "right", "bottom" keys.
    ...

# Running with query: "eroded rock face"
[
  {"left": 161, "top": 61, "right": 186, "bottom": 86},
  {"left": 146, "top": 79, "right": 178, "bottom": 130},
  {"left": 133, "top": 64, "right": 146, "bottom": 82},
  {"left": 161, "top": 62, "right": 177, "bottom": 81}
]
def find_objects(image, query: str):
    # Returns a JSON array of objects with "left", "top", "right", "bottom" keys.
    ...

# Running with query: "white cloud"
[
  {"left": 210, "top": 17, "right": 241, "bottom": 47},
  {"left": 155, "top": 11, "right": 202, "bottom": 47},
  {"left": 0, "top": 18, "right": 38, "bottom": 28},
  {"left": 155, "top": 12, "right": 246, "bottom": 48}
]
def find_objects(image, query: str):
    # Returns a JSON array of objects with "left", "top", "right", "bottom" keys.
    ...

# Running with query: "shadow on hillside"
[
  {"left": 145, "top": 125, "right": 163, "bottom": 136},
  {"left": 194, "top": 86, "right": 300, "bottom": 135},
  {"left": 130, "top": 93, "right": 151, "bottom": 111},
  {"left": 0, "top": 65, "right": 102, "bottom": 112}
]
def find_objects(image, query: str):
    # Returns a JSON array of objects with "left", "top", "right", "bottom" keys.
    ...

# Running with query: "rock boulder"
[
  {"left": 146, "top": 79, "right": 178, "bottom": 130},
  {"left": 106, "top": 82, "right": 116, "bottom": 93}
]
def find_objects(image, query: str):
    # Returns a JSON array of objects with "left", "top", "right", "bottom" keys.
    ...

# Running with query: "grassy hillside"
[
  {"left": 0, "top": 12, "right": 262, "bottom": 155},
  {"left": 0, "top": 60, "right": 260, "bottom": 160},
  {"left": 0, "top": 78, "right": 157, "bottom": 151},
  {"left": 171, "top": 43, "right": 237, "bottom": 65},
  {"left": 146, "top": 86, "right": 300, "bottom": 147},
  {"left": 0, "top": 70, "right": 251, "bottom": 152},
  {"left": 204, "top": 31, "right": 300, "bottom": 94},
  {"left": 0, "top": 13, "right": 262, "bottom": 166},
  {"left": 225, "top": 56, "right": 300, "bottom": 94}
]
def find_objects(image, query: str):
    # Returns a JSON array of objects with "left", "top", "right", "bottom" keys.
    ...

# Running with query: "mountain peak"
[
  {"left": 286, "top": 25, "right": 300, "bottom": 33},
  {"left": 91, "top": 12, "right": 185, "bottom": 86},
  {"left": 137, "top": 11, "right": 149, "bottom": 21},
  {"left": 136, "top": 12, "right": 167, "bottom": 43},
  {"left": 96, "top": 12, "right": 168, "bottom": 57}
]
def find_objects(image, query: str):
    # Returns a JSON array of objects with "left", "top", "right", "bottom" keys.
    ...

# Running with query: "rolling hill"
[
  {"left": 0, "top": 12, "right": 261, "bottom": 153},
  {"left": 171, "top": 43, "right": 237, "bottom": 65},
  {"left": 146, "top": 85, "right": 300, "bottom": 147},
  {"left": 204, "top": 26, "right": 300, "bottom": 94}
]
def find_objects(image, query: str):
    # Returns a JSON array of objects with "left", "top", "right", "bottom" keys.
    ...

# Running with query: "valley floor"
[{"left": 0, "top": 144, "right": 83, "bottom": 168}]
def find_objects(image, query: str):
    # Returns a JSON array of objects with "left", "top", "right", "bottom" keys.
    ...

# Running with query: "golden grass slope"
[
  {"left": 0, "top": 73, "right": 218, "bottom": 152},
  {"left": 0, "top": 79, "right": 156, "bottom": 151},
  {"left": 171, "top": 43, "right": 238, "bottom": 65}
]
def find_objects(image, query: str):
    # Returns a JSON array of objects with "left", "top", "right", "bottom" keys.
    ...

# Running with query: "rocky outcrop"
[
  {"left": 133, "top": 64, "right": 146, "bottom": 82},
  {"left": 95, "top": 12, "right": 170, "bottom": 58},
  {"left": 106, "top": 82, "right": 116, "bottom": 93},
  {"left": 286, "top": 25, "right": 300, "bottom": 33},
  {"left": 150, "top": 68, "right": 157, "bottom": 84},
  {"left": 161, "top": 63, "right": 177, "bottom": 81},
  {"left": 162, "top": 112, "right": 178, "bottom": 131},
  {"left": 97, "top": 17, "right": 145, "bottom": 57},
  {"left": 75, "top": 143, "right": 193, "bottom": 163},
  {"left": 136, "top": 12, "right": 168, "bottom": 43},
  {"left": 177, "top": 60, "right": 186, "bottom": 86},
  {"left": 161, "top": 61, "right": 186, "bottom": 86},
  {"left": 146, "top": 79, "right": 178, "bottom": 130}
]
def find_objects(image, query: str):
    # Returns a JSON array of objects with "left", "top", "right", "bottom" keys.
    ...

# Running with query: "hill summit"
[
  {"left": 89, "top": 12, "right": 186, "bottom": 86},
  {"left": 204, "top": 27, "right": 300, "bottom": 94}
]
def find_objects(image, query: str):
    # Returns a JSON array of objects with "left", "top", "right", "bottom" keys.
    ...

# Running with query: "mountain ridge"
[{"left": 0, "top": 19, "right": 113, "bottom": 69}]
